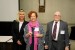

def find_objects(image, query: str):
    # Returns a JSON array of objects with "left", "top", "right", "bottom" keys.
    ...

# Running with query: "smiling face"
[
  {"left": 30, "top": 13, "right": 37, "bottom": 22},
  {"left": 19, "top": 11, "right": 25, "bottom": 21},
  {"left": 54, "top": 11, "right": 61, "bottom": 21}
]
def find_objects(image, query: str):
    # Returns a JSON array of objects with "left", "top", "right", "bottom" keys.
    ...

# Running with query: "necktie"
[{"left": 52, "top": 22, "right": 57, "bottom": 40}]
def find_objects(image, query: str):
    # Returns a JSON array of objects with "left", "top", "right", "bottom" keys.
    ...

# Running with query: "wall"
[
  {"left": 20, "top": 0, "right": 75, "bottom": 24},
  {"left": 20, "top": 0, "right": 75, "bottom": 33},
  {"left": 0, "top": 0, "right": 18, "bottom": 21}
]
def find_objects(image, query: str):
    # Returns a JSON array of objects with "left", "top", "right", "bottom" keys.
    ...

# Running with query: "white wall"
[
  {"left": 20, "top": 0, "right": 75, "bottom": 34},
  {"left": 0, "top": 0, "right": 19, "bottom": 21},
  {"left": 20, "top": 0, "right": 75, "bottom": 24}
]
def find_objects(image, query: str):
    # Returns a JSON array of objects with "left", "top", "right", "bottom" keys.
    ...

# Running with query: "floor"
[{"left": 70, "top": 40, "right": 75, "bottom": 50}]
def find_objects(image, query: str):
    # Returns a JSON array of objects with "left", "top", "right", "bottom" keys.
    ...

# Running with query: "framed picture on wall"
[{"left": 39, "top": 0, "right": 45, "bottom": 12}]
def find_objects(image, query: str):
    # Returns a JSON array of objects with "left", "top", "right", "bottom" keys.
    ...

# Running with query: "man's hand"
[
  {"left": 65, "top": 46, "right": 69, "bottom": 50},
  {"left": 45, "top": 45, "right": 48, "bottom": 49}
]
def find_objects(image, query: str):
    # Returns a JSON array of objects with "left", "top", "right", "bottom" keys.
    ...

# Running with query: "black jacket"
[{"left": 11, "top": 20, "right": 28, "bottom": 43}]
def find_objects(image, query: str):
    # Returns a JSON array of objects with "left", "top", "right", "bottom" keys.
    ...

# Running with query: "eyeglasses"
[{"left": 54, "top": 15, "right": 60, "bottom": 16}]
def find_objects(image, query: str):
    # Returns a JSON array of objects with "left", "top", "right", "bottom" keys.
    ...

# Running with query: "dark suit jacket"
[
  {"left": 45, "top": 20, "right": 69, "bottom": 50},
  {"left": 11, "top": 20, "right": 28, "bottom": 43}
]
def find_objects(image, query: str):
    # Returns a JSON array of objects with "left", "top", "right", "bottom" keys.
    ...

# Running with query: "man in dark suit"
[
  {"left": 45, "top": 11, "right": 69, "bottom": 50},
  {"left": 11, "top": 9, "right": 28, "bottom": 50}
]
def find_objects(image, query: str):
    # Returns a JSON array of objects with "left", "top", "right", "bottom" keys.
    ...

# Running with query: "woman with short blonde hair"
[{"left": 12, "top": 9, "right": 28, "bottom": 50}]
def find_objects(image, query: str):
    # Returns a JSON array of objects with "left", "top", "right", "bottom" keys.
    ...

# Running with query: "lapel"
[
  {"left": 58, "top": 20, "right": 63, "bottom": 39},
  {"left": 59, "top": 20, "right": 63, "bottom": 34},
  {"left": 49, "top": 21, "right": 54, "bottom": 39},
  {"left": 50, "top": 21, "right": 54, "bottom": 33},
  {"left": 16, "top": 21, "right": 19, "bottom": 32},
  {"left": 19, "top": 21, "right": 25, "bottom": 32}
]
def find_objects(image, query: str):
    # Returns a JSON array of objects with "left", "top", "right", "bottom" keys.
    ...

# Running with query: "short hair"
[
  {"left": 54, "top": 11, "right": 61, "bottom": 16},
  {"left": 16, "top": 9, "right": 25, "bottom": 22},
  {"left": 19, "top": 9, "right": 24, "bottom": 12},
  {"left": 19, "top": 9, "right": 25, "bottom": 15},
  {"left": 28, "top": 11, "right": 38, "bottom": 18}
]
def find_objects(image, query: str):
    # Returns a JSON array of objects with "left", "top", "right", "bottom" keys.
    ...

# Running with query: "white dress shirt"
[
  {"left": 19, "top": 21, "right": 23, "bottom": 32},
  {"left": 52, "top": 21, "right": 60, "bottom": 40}
]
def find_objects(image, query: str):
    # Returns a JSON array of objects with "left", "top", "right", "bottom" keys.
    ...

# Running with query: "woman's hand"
[
  {"left": 17, "top": 40, "right": 22, "bottom": 45},
  {"left": 35, "top": 34, "right": 43, "bottom": 38},
  {"left": 25, "top": 32, "right": 32, "bottom": 38}
]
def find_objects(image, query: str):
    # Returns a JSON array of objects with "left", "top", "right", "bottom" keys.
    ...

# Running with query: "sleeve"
[
  {"left": 40, "top": 25, "right": 45, "bottom": 43},
  {"left": 45, "top": 23, "right": 49, "bottom": 45},
  {"left": 23, "top": 25, "right": 29, "bottom": 44},
  {"left": 11, "top": 20, "right": 19, "bottom": 42},
  {"left": 65, "top": 23, "right": 70, "bottom": 46}
]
